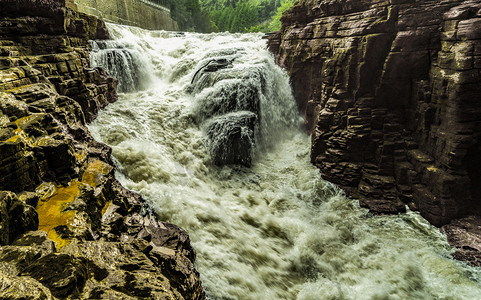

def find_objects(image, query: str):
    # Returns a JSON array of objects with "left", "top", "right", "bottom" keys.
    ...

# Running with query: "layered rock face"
[
  {"left": 268, "top": 0, "right": 481, "bottom": 263},
  {"left": 0, "top": 0, "right": 204, "bottom": 298},
  {"left": 268, "top": 0, "right": 481, "bottom": 224}
]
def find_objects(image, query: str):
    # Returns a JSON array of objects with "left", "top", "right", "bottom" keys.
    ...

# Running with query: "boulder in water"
[
  {"left": 206, "top": 111, "right": 257, "bottom": 167},
  {"left": 190, "top": 58, "right": 234, "bottom": 89},
  {"left": 193, "top": 79, "right": 261, "bottom": 123}
]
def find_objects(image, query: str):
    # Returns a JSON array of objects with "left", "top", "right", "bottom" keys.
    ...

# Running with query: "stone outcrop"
[
  {"left": 190, "top": 51, "right": 261, "bottom": 167},
  {"left": 74, "top": 0, "right": 179, "bottom": 31},
  {"left": 206, "top": 111, "right": 257, "bottom": 167},
  {"left": 441, "top": 216, "right": 481, "bottom": 266},
  {"left": 0, "top": 0, "right": 204, "bottom": 298},
  {"left": 268, "top": 0, "right": 481, "bottom": 263}
]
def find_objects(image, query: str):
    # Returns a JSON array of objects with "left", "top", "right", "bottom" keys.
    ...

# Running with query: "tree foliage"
[
  {"left": 150, "top": 0, "right": 295, "bottom": 33},
  {"left": 203, "top": 0, "right": 295, "bottom": 33},
  {"left": 152, "top": 0, "right": 215, "bottom": 32},
  {"left": 264, "top": 0, "right": 296, "bottom": 32}
]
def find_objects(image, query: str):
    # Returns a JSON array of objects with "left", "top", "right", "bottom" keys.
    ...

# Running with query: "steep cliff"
[
  {"left": 0, "top": 0, "right": 204, "bottom": 298},
  {"left": 268, "top": 0, "right": 481, "bottom": 263}
]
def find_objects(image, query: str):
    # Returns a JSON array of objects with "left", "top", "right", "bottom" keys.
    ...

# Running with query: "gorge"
[
  {"left": 267, "top": 0, "right": 481, "bottom": 265},
  {"left": 1, "top": 0, "right": 481, "bottom": 299},
  {"left": 89, "top": 23, "right": 481, "bottom": 299}
]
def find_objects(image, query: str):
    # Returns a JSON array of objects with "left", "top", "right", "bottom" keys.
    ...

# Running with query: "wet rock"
[
  {"left": 20, "top": 253, "right": 88, "bottom": 299},
  {"left": 0, "top": 191, "right": 38, "bottom": 245},
  {"left": 193, "top": 80, "right": 261, "bottom": 123},
  {"left": 268, "top": 0, "right": 481, "bottom": 226},
  {"left": 0, "top": 1, "right": 205, "bottom": 298},
  {"left": 189, "top": 53, "right": 268, "bottom": 168},
  {"left": 442, "top": 215, "right": 481, "bottom": 267},
  {"left": 203, "top": 58, "right": 232, "bottom": 72},
  {"left": 90, "top": 43, "right": 143, "bottom": 93},
  {"left": 191, "top": 57, "right": 234, "bottom": 87},
  {"left": 206, "top": 111, "right": 257, "bottom": 167}
]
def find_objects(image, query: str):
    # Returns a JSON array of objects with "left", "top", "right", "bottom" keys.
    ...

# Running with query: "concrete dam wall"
[{"left": 74, "top": 0, "right": 178, "bottom": 30}]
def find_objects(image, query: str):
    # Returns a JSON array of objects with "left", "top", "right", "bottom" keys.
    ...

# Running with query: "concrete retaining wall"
[{"left": 74, "top": 0, "right": 178, "bottom": 30}]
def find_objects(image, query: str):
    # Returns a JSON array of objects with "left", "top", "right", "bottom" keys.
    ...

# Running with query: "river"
[{"left": 88, "top": 23, "right": 481, "bottom": 299}]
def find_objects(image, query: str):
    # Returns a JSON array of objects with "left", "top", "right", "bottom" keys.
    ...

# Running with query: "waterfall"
[
  {"left": 91, "top": 40, "right": 153, "bottom": 93},
  {"left": 89, "top": 23, "right": 481, "bottom": 300}
]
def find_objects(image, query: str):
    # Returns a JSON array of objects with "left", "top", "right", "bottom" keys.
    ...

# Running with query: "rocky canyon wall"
[
  {"left": 268, "top": 0, "right": 481, "bottom": 229},
  {"left": 74, "top": 0, "right": 178, "bottom": 30},
  {"left": 0, "top": 0, "right": 203, "bottom": 298}
]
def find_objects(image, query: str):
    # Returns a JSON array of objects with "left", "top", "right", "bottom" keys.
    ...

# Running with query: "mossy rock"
[{"left": 20, "top": 253, "right": 88, "bottom": 299}]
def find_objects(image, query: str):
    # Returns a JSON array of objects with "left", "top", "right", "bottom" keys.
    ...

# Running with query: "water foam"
[{"left": 89, "top": 23, "right": 481, "bottom": 299}]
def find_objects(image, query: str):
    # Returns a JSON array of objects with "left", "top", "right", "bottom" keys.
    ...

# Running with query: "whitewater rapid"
[{"left": 88, "top": 24, "right": 481, "bottom": 299}]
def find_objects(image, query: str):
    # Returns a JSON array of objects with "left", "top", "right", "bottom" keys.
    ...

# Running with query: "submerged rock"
[
  {"left": 206, "top": 111, "right": 257, "bottom": 167},
  {"left": 442, "top": 215, "right": 481, "bottom": 267},
  {"left": 193, "top": 79, "right": 261, "bottom": 123},
  {"left": 191, "top": 57, "right": 234, "bottom": 86},
  {"left": 190, "top": 51, "right": 268, "bottom": 167}
]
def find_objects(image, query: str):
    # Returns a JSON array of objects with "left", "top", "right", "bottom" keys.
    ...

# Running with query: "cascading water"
[
  {"left": 88, "top": 23, "right": 481, "bottom": 299},
  {"left": 91, "top": 38, "right": 153, "bottom": 92}
]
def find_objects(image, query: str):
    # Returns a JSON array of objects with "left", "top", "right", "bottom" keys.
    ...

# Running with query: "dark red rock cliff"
[
  {"left": 268, "top": 0, "right": 481, "bottom": 263},
  {"left": 268, "top": 0, "right": 481, "bottom": 225}
]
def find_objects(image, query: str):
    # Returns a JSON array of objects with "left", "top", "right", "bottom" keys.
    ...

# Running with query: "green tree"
[
  {"left": 166, "top": 0, "right": 215, "bottom": 32},
  {"left": 203, "top": 0, "right": 296, "bottom": 33},
  {"left": 266, "top": 0, "right": 295, "bottom": 32},
  {"left": 167, "top": 0, "right": 296, "bottom": 33}
]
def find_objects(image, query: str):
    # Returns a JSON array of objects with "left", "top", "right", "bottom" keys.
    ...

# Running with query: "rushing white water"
[{"left": 88, "top": 23, "right": 481, "bottom": 300}]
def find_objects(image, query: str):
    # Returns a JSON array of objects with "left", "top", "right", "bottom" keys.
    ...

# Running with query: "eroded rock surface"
[
  {"left": 206, "top": 111, "right": 257, "bottom": 167},
  {"left": 190, "top": 50, "right": 261, "bottom": 167},
  {"left": 0, "top": 0, "right": 205, "bottom": 298},
  {"left": 268, "top": 0, "right": 481, "bottom": 264}
]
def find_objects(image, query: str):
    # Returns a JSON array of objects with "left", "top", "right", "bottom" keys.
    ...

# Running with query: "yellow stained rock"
[
  {"left": 101, "top": 201, "right": 111, "bottom": 215},
  {"left": 82, "top": 159, "right": 113, "bottom": 188},
  {"left": 3, "top": 116, "right": 33, "bottom": 144},
  {"left": 7, "top": 124, "right": 22, "bottom": 142},
  {"left": 74, "top": 151, "right": 87, "bottom": 165},
  {"left": 36, "top": 181, "right": 81, "bottom": 249},
  {"left": 6, "top": 135, "right": 19, "bottom": 143}
]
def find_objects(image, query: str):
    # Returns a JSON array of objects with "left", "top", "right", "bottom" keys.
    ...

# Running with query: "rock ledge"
[{"left": 0, "top": 0, "right": 205, "bottom": 298}]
